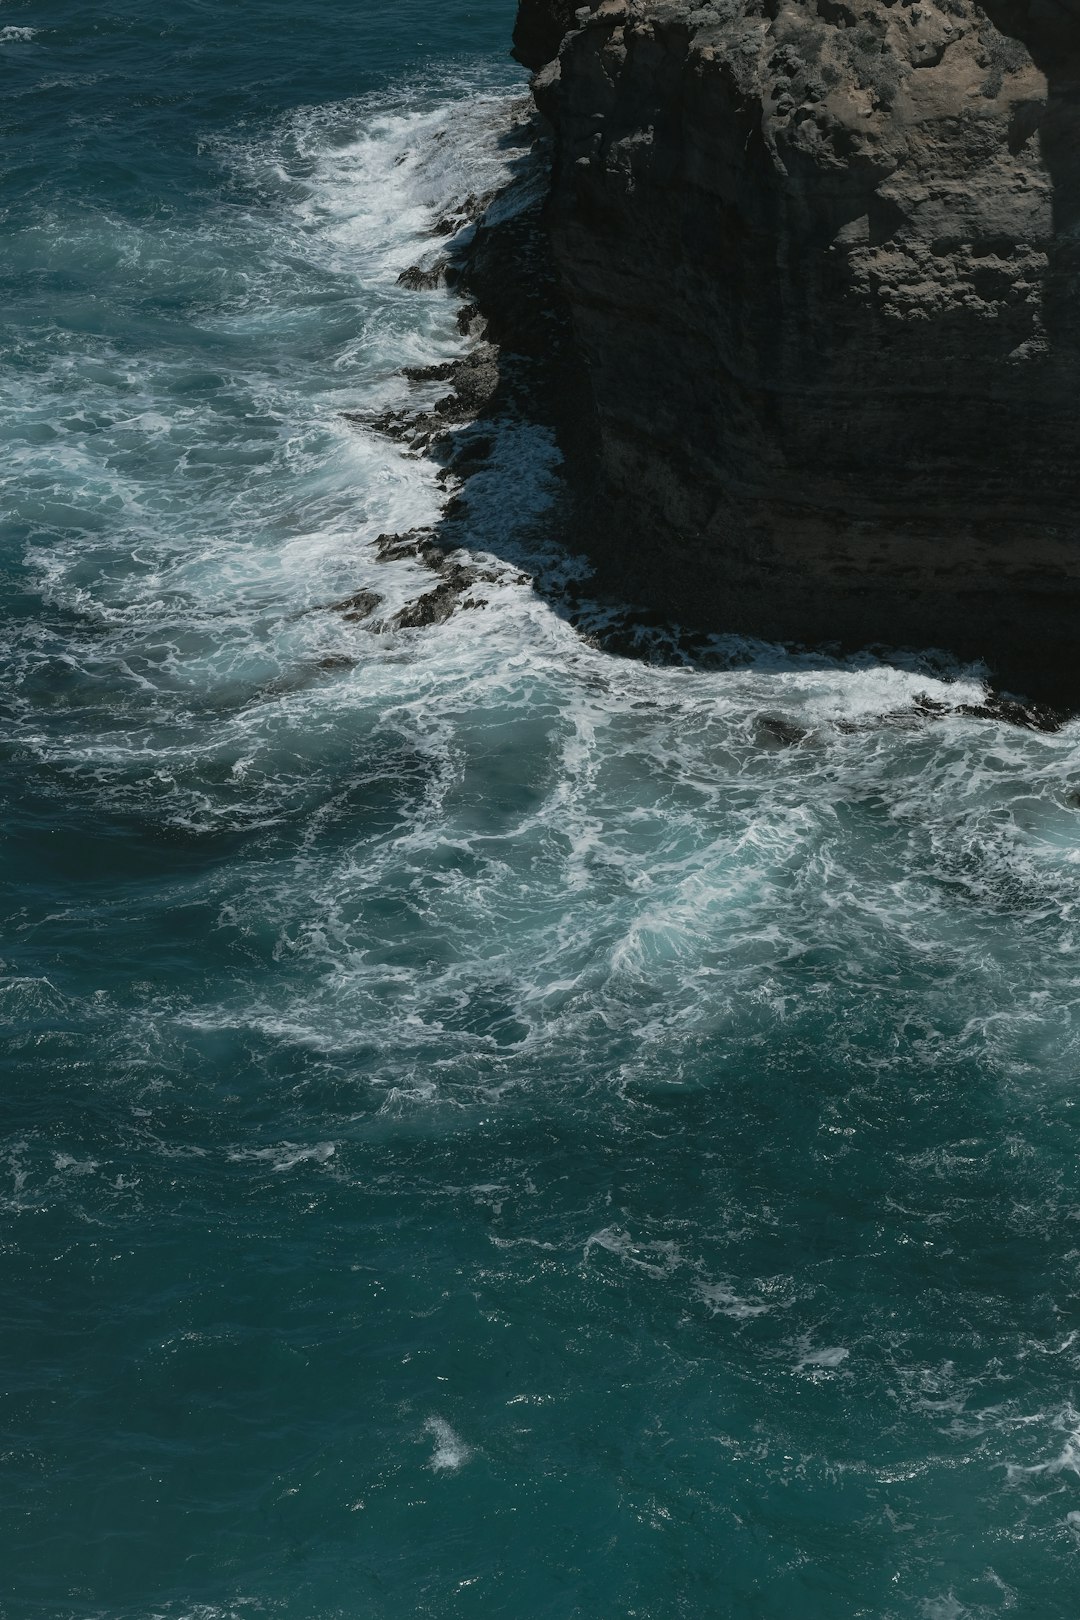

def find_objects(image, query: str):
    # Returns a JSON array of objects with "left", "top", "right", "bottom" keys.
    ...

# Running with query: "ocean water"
[{"left": 4, "top": 4, "right": 1080, "bottom": 1617}]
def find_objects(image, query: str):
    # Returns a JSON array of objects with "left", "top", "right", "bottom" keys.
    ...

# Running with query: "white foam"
[
  {"left": 228, "top": 1141, "right": 336, "bottom": 1173},
  {"left": 698, "top": 1281, "right": 772, "bottom": 1320},
  {"left": 423, "top": 1415, "right": 471, "bottom": 1473},
  {"left": 583, "top": 1226, "right": 684, "bottom": 1277},
  {"left": 11, "top": 71, "right": 1080, "bottom": 1125},
  {"left": 1005, "top": 1403, "right": 1080, "bottom": 1485},
  {"left": 793, "top": 1340, "right": 850, "bottom": 1373},
  {"left": 921, "top": 1597, "right": 970, "bottom": 1620},
  {"left": 53, "top": 1153, "right": 98, "bottom": 1176}
]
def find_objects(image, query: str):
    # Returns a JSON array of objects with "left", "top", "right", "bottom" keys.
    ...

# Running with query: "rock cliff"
[{"left": 514, "top": 0, "right": 1080, "bottom": 692}]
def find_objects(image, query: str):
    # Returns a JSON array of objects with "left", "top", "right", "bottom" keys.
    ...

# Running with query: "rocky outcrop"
[
  {"left": 517, "top": 0, "right": 1080, "bottom": 693},
  {"left": 513, "top": 0, "right": 581, "bottom": 73}
]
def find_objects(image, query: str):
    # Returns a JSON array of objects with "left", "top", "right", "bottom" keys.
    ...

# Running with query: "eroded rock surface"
[{"left": 519, "top": 0, "right": 1080, "bottom": 691}]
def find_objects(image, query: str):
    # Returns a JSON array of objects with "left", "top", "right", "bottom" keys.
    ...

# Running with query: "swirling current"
[{"left": 4, "top": 3, "right": 1080, "bottom": 1617}]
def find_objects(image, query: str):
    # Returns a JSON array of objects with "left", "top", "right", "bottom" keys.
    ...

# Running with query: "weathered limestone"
[{"left": 516, "top": 0, "right": 1080, "bottom": 690}]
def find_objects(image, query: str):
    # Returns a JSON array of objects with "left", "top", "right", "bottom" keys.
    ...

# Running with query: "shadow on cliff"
[{"left": 980, "top": 2, "right": 1080, "bottom": 358}]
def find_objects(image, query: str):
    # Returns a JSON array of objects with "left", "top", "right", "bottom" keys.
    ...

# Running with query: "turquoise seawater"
[{"left": 4, "top": 4, "right": 1080, "bottom": 1616}]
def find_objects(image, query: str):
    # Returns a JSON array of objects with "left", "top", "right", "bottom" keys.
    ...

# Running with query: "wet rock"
[
  {"left": 455, "top": 302, "right": 485, "bottom": 338},
  {"left": 756, "top": 716, "right": 811, "bottom": 749},
  {"left": 909, "top": 690, "right": 1063, "bottom": 731},
  {"left": 372, "top": 528, "right": 444, "bottom": 568},
  {"left": 436, "top": 348, "right": 501, "bottom": 418},
  {"left": 329, "top": 589, "right": 383, "bottom": 624},
  {"left": 315, "top": 653, "right": 359, "bottom": 672},
  {"left": 396, "top": 262, "right": 450, "bottom": 292},
  {"left": 390, "top": 567, "right": 482, "bottom": 629},
  {"left": 343, "top": 408, "right": 415, "bottom": 443},
  {"left": 432, "top": 191, "right": 498, "bottom": 237},
  {"left": 346, "top": 348, "right": 502, "bottom": 456},
  {"left": 401, "top": 361, "right": 456, "bottom": 385},
  {"left": 250, "top": 654, "right": 359, "bottom": 703},
  {"left": 842, "top": 688, "right": 1069, "bottom": 734},
  {"left": 447, "top": 434, "right": 495, "bottom": 471},
  {"left": 953, "top": 696, "right": 1065, "bottom": 734}
]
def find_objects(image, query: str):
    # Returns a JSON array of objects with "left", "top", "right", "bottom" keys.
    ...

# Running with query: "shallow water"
[{"left": 4, "top": 4, "right": 1080, "bottom": 1617}]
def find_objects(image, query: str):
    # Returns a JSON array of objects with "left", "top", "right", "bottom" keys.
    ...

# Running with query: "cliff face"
[
  {"left": 513, "top": 0, "right": 581, "bottom": 70},
  {"left": 518, "top": 0, "right": 1080, "bottom": 687}
]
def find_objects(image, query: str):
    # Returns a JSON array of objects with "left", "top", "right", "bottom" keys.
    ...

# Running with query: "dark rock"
[
  {"left": 352, "top": 352, "right": 502, "bottom": 455},
  {"left": 329, "top": 589, "right": 383, "bottom": 624},
  {"left": 396, "top": 262, "right": 449, "bottom": 291},
  {"left": 344, "top": 408, "right": 415, "bottom": 443},
  {"left": 401, "top": 362, "right": 456, "bottom": 384},
  {"left": 456, "top": 302, "right": 485, "bottom": 338},
  {"left": 315, "top": 654, "right": 359, "bottom": 672},
  {"left": 953, "top": 695, "right": 1065, "bottom": 734},
  {"left": 391, "top": 588, "right": 459, "bottom": 630},
  {"left": 848, "top": 688, "right": 1068, "bottom": 733},
  {"left": 391, "top": 566, "right": 482, "bottom": 629},
  {"left": 249, "top": 654, "right": 359, "bottom": 703},
  {"left": 432, "top": 192, "right": 498, "bottom": 236},
  {"left": 446, "top": 434, "right": 495, "bottom": 472},
  {"left": 513, "top": 0, "right": 580, "bottom": 69},
  {"left": 515, "top": 0, "right": 1080, "bottom": 701},
  {"left": 436, "top": 348, "right": 501, "bottom": 418},
  {"left": 372, "top": 529, "right": 444, "bottom": 567},
  {"left": 756, "top": 715, "right": 811, "bottom": 749}
]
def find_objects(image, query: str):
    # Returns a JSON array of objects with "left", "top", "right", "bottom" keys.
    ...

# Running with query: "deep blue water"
[{"left": 4, "top": 4, "right": 1080, "bottom": 1617}]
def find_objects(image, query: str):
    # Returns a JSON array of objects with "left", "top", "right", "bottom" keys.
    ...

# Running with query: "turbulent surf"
[{"left": 4, "top": 4, "right": 1080, "bottom": 1617}]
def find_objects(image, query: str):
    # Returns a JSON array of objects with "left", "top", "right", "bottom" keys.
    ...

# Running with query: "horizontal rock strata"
[{"left": 517, "top": 0, "right": 1080, "bottom": 692}]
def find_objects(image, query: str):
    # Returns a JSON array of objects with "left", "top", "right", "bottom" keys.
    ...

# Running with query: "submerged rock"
[{"left": 513, "top": 0, "right": 1080, "bottom": 699}]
